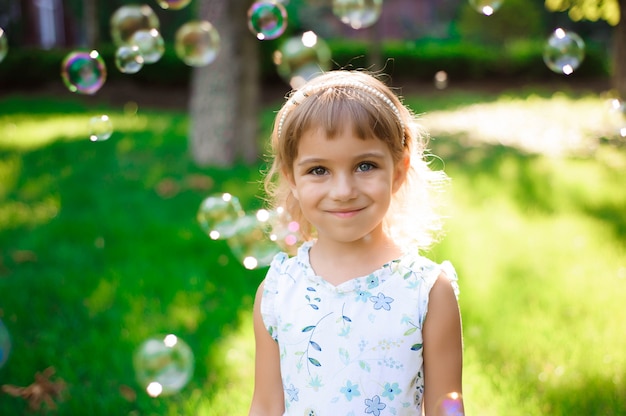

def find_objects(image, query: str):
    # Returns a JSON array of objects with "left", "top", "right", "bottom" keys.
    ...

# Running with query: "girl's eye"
[
  {"left": 356, "top": 162, "right": 375, "bottom": 172},
  {"left": 308, "top": 166, "right": 327, "bottom": 176}
]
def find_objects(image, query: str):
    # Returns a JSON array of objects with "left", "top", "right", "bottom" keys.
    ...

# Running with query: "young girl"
[{"left": 249, "top": 70, "right": 463, "bottom": 416}]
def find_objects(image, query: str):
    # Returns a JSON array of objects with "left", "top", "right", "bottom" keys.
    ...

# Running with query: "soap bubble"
[
  {"left": 156, "top": 0, "right": 192, "bottom": 10},
  {"left": 197, "top": 193, "right": 245, "bottom": 240},
  {"left": 60, "top": 50, "right": 107, "bottom": 95},
  {"left": 130, "top": 28, "right": 165, "bottom": 64},
  {"left": 273, "top": 31, "right": 331, "bottom": 88},
  {"left": 434, "top": 70, "right": 448, "bottom": 90},
  {"left": 543, "top": 28, "right": 585, "bottom": 75},
  {"left": 175, "top": 20, "right": 221, "bottom": 67},
  {"left": 0, "top": 319, "right": 11, "bottom": 369},
  {"left": 89, "top": 115, "right": 113, "bottom": 142},
  {"left": 434, "top": 392, "right": 464, "bottom": 416},
  {"left": 0, "top": 27, "right": 8, "bottom": 63},
  {"left": 468, "top": 0, "right": 503, "bottom": 16},
  {"left": 115, "top": 45, "right": 144, "bottom": 74},
  {"left": 332, "top": 0, "right": 382, "bottom": 29},
  {"left": 247, "top": 1, "right": 288, "bottom": 40},
  {"left": 267, "top": 206, "right": 302, "bottom": 249},
  {"left": 227, "top": 210, "right": 280, "bottom": 269},
  {"left": 110, "top": 4, "right": 160, "bottom": 47},
  {"left": 133, "top": 334, "right": 194, "bottom": 397}
]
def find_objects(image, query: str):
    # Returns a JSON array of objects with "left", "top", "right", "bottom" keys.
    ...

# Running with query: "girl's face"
[{"left": 288, "top": 124, "right": 407, "bottom": 246}]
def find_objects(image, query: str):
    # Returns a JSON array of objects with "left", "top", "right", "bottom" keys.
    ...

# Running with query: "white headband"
[{"left": 276, "top": 80, "right": 406, "bottom": 146}]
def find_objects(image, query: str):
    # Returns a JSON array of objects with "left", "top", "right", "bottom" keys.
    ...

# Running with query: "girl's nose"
[{"left": 330, "top": 173, "right": 357, "bottom": 201}]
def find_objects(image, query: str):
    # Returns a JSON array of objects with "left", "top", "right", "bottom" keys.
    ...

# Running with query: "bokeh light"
[
  {"left": 434, "top": 70, "right": 449, "bottom": 90},
  {"left": 130, "top": 28, "right": 165, "bottom": 64},
  {"left": 133, "top": 334, "right": 194, "bottom": 397},
  {"left": 332, "top": 0, "right": 382, "bottom": 30},
  {"left": 156, "top": 0, "right": 192, "bottom": 10},
  {"left": 267, "top": 206, "right": 302, "bottom": 249},
  {"left": 115, "top": 45, "right": 145, "bottom": 74},
  {"left": 60, "top": 50, "right": 107, "bottom": 95},
  {"left": 197, "top": 193, "right": 245, "bottom": 240},
  {"left": 226, "top": 210, "right": 280, "bottom": 269},
  {"left": 435, "top": 392, "right": 464, "bottom": 416},
  {"left": 175, "top": 21, "right": 221, "bottom": 67},
  {"left": 89, "top": 115, "right": 113, "bottom": 142},
  {"left": 273, "top": 31, "right": 332, "bottom": 88},
  {"left": 247, "top": 1, "right": 288, "bottom": 40},
  {"left": 110, "top": 4, "right": 160, "bottom": 47},
  {"left": 468, "top": 0, "right": 503, "bottom": 16},
  {"left": 0, "top": 319, "right": 11, "bottom": 369},
  {"left": 543, "top": 28, "right": 585, "bottom": 75},
  {"left": 0, "top": 27, "right": 8, "bottom": 63}
]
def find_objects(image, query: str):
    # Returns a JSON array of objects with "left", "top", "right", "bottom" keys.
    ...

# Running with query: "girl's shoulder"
[{"left": 396, "top": 251, "right": 460, "bottom": 298}]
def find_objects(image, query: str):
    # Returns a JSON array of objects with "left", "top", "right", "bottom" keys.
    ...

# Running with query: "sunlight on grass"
[
  {"left": 0, "top": 112, "right": 163, "bottom": 150},
  {"left": 421, "top": 92, "right": 618, "bottom": 155}
]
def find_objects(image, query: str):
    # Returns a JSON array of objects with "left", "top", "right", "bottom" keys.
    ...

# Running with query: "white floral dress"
[{"left": 261, "top": 241, "right": 459, "bottom": 416}]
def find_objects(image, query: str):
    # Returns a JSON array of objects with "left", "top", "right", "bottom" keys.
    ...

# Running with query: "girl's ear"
[{"left": 392, "top": 154, "right": 410, "bottom": 193}]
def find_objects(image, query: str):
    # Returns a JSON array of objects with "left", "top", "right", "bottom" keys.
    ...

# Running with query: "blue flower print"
[
  {"left": 370, "top": 292, "right": 394, "bottom": 311},
  {"left": 340, "top": 380, "right": 361, "bottom": 401},
  {"left": 367, "top": 274, "right": 380, "bottom": 289},
  {"left": 285, "top": 384, "right": 299, "bottom": 402},
  {"left": 382, "top": 382, "right": 402, "bottom": 401},
  {"left": 364, "top": 395, "right": 387, "bottom": 415},
  {"left": 355, "top": 290, "right": 371, "bottom": 302}
]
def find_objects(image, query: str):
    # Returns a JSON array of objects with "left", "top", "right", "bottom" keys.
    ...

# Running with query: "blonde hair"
[{"left": 264, "top": 70, "right": 449, "bottom": 252}]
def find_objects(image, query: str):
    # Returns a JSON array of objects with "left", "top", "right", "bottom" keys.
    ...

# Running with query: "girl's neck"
[{"left": 308, "top": 232, "right": 402, "bottom": 286}]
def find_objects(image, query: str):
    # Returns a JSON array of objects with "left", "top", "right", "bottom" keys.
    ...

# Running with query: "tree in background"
[
  {"left": 189, "top": 0, "right": 260, "bottom": 167},
  {"left": 545, "top": 0, "right": 624, "bottom": 95}
]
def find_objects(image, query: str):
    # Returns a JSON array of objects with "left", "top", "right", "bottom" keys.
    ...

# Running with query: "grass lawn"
[{"left": 0, "top": 82, "right": 625, "bottom": 415}]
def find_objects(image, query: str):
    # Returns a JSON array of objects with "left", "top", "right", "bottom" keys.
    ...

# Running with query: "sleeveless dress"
[{"left": 261, "top": 241, "right": 459, "bottom": 416}]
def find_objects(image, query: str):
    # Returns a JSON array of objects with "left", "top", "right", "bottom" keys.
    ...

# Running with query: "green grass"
[{"left": 0, "top": 86, "right": 625, "bottom": 415}]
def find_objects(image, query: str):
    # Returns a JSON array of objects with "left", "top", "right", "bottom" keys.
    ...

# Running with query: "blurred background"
[{"left": 0, "top": 0, "right": 624, "bottom": 415}]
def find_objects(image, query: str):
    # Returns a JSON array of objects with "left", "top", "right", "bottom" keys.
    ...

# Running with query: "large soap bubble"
[
  {"left": 0, "top": 27, "right": 8, "bottom": 63},
  {"left": 197, "top": 193, "right": 245, "bottom": 240},
  {"left": 115, "top": 45, "right": 144, "bottom": 74},
  {"left": 468, "top": 0, "right": 503, "bottom": 16},
  {"left": 543, "top": 28, "right": 585, "bottom": 75},
  {"left": 175, "top": 21, "right": 221, "bottom": 67},
  {"left": 130, "top": 28, "right": 165, "bottom": 64},
  {"left": 110, "top": 4, "right": 160, "bottom": 47},
  {"left": 60, "top": 50, "right": 107, "bottom": 95},
  {"left": 226, "top": 210, "right": 281, "bottom": 270},
  {"left": 273, "top": 31, "right": 332, "bottom": 88},
  {"left": 247, "top": 1, "right": 288, "bottom": 40},
  {"left": 332, "top": 0, "right": 382, "bottom": 29},
  {"left": 133, "top": 334, "right": 194, "bottom": 397}
]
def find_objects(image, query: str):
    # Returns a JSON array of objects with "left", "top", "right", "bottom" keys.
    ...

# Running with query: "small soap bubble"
[
  {"left": 274, "top": 31, "right": 331, "bottom": 88},
  {"left": 248, "top": 1, "right": 288, "bottom": 40},
  {"left": 156, "top": 0, "right": 192, "bottom": 10},
  {"left": 0, "top": 319, "right": 11, "bottom": 369},
  {"left": 197, "top": 193, "right": 245, "bottom": 240},
  {"left": 115, "top": 45, "right": 144, "bottom": 74},
  {"left": 110, "top": 4, "right": 160, "bottom": 47},
  {"left": 543, "top": 28, "right": 585, "bottom": 75},
  {"left": 434, "top": 70, "right": 448, "bottom": 89},
  {"left": 226, "top": 211, "right": 280, "bottom": 269},
  {"left": 267, "top": 206, "right": 302, "bottom": 249},
  {"left": 89, "top": 115, "right": 113, "bottom": 142},
  {"left": 130, "top": 28, "right": 165, "bottom": 64},
  {"left": 175, "top": 20, "right": 221, "bottom": 67},
  {"left": 434, "top": 392, "right": 464, "bottom": 416},
  {"left": 61, "top": 50, "right": 107, "bottom": 95},
  {"left": 0, "top": 27, "right": 8, "bottom": 63},
  {"left": 133, "top": 334, "right": 194, "bottom": 397},
  {"left": 332, "top": 0, "right": 382, "bottom": 30},
  {"left": 468, "top": 0, "right": 503, "bottom": 16}
]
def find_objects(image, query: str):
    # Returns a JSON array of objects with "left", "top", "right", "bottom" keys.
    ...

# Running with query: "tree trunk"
[
  {"left": 189, "top": 0, "right": 260, "bottom": 167},
  {"left": 83, "top": 0, "right": 98, "bottom": 48},
  {"left": 614, "top": 0, "right": 626, "bottom": 98}
]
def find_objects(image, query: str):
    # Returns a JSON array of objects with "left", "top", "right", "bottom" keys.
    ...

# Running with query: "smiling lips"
[{"left": 327, "top": 208, "right": 364, "bottom": 218}]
